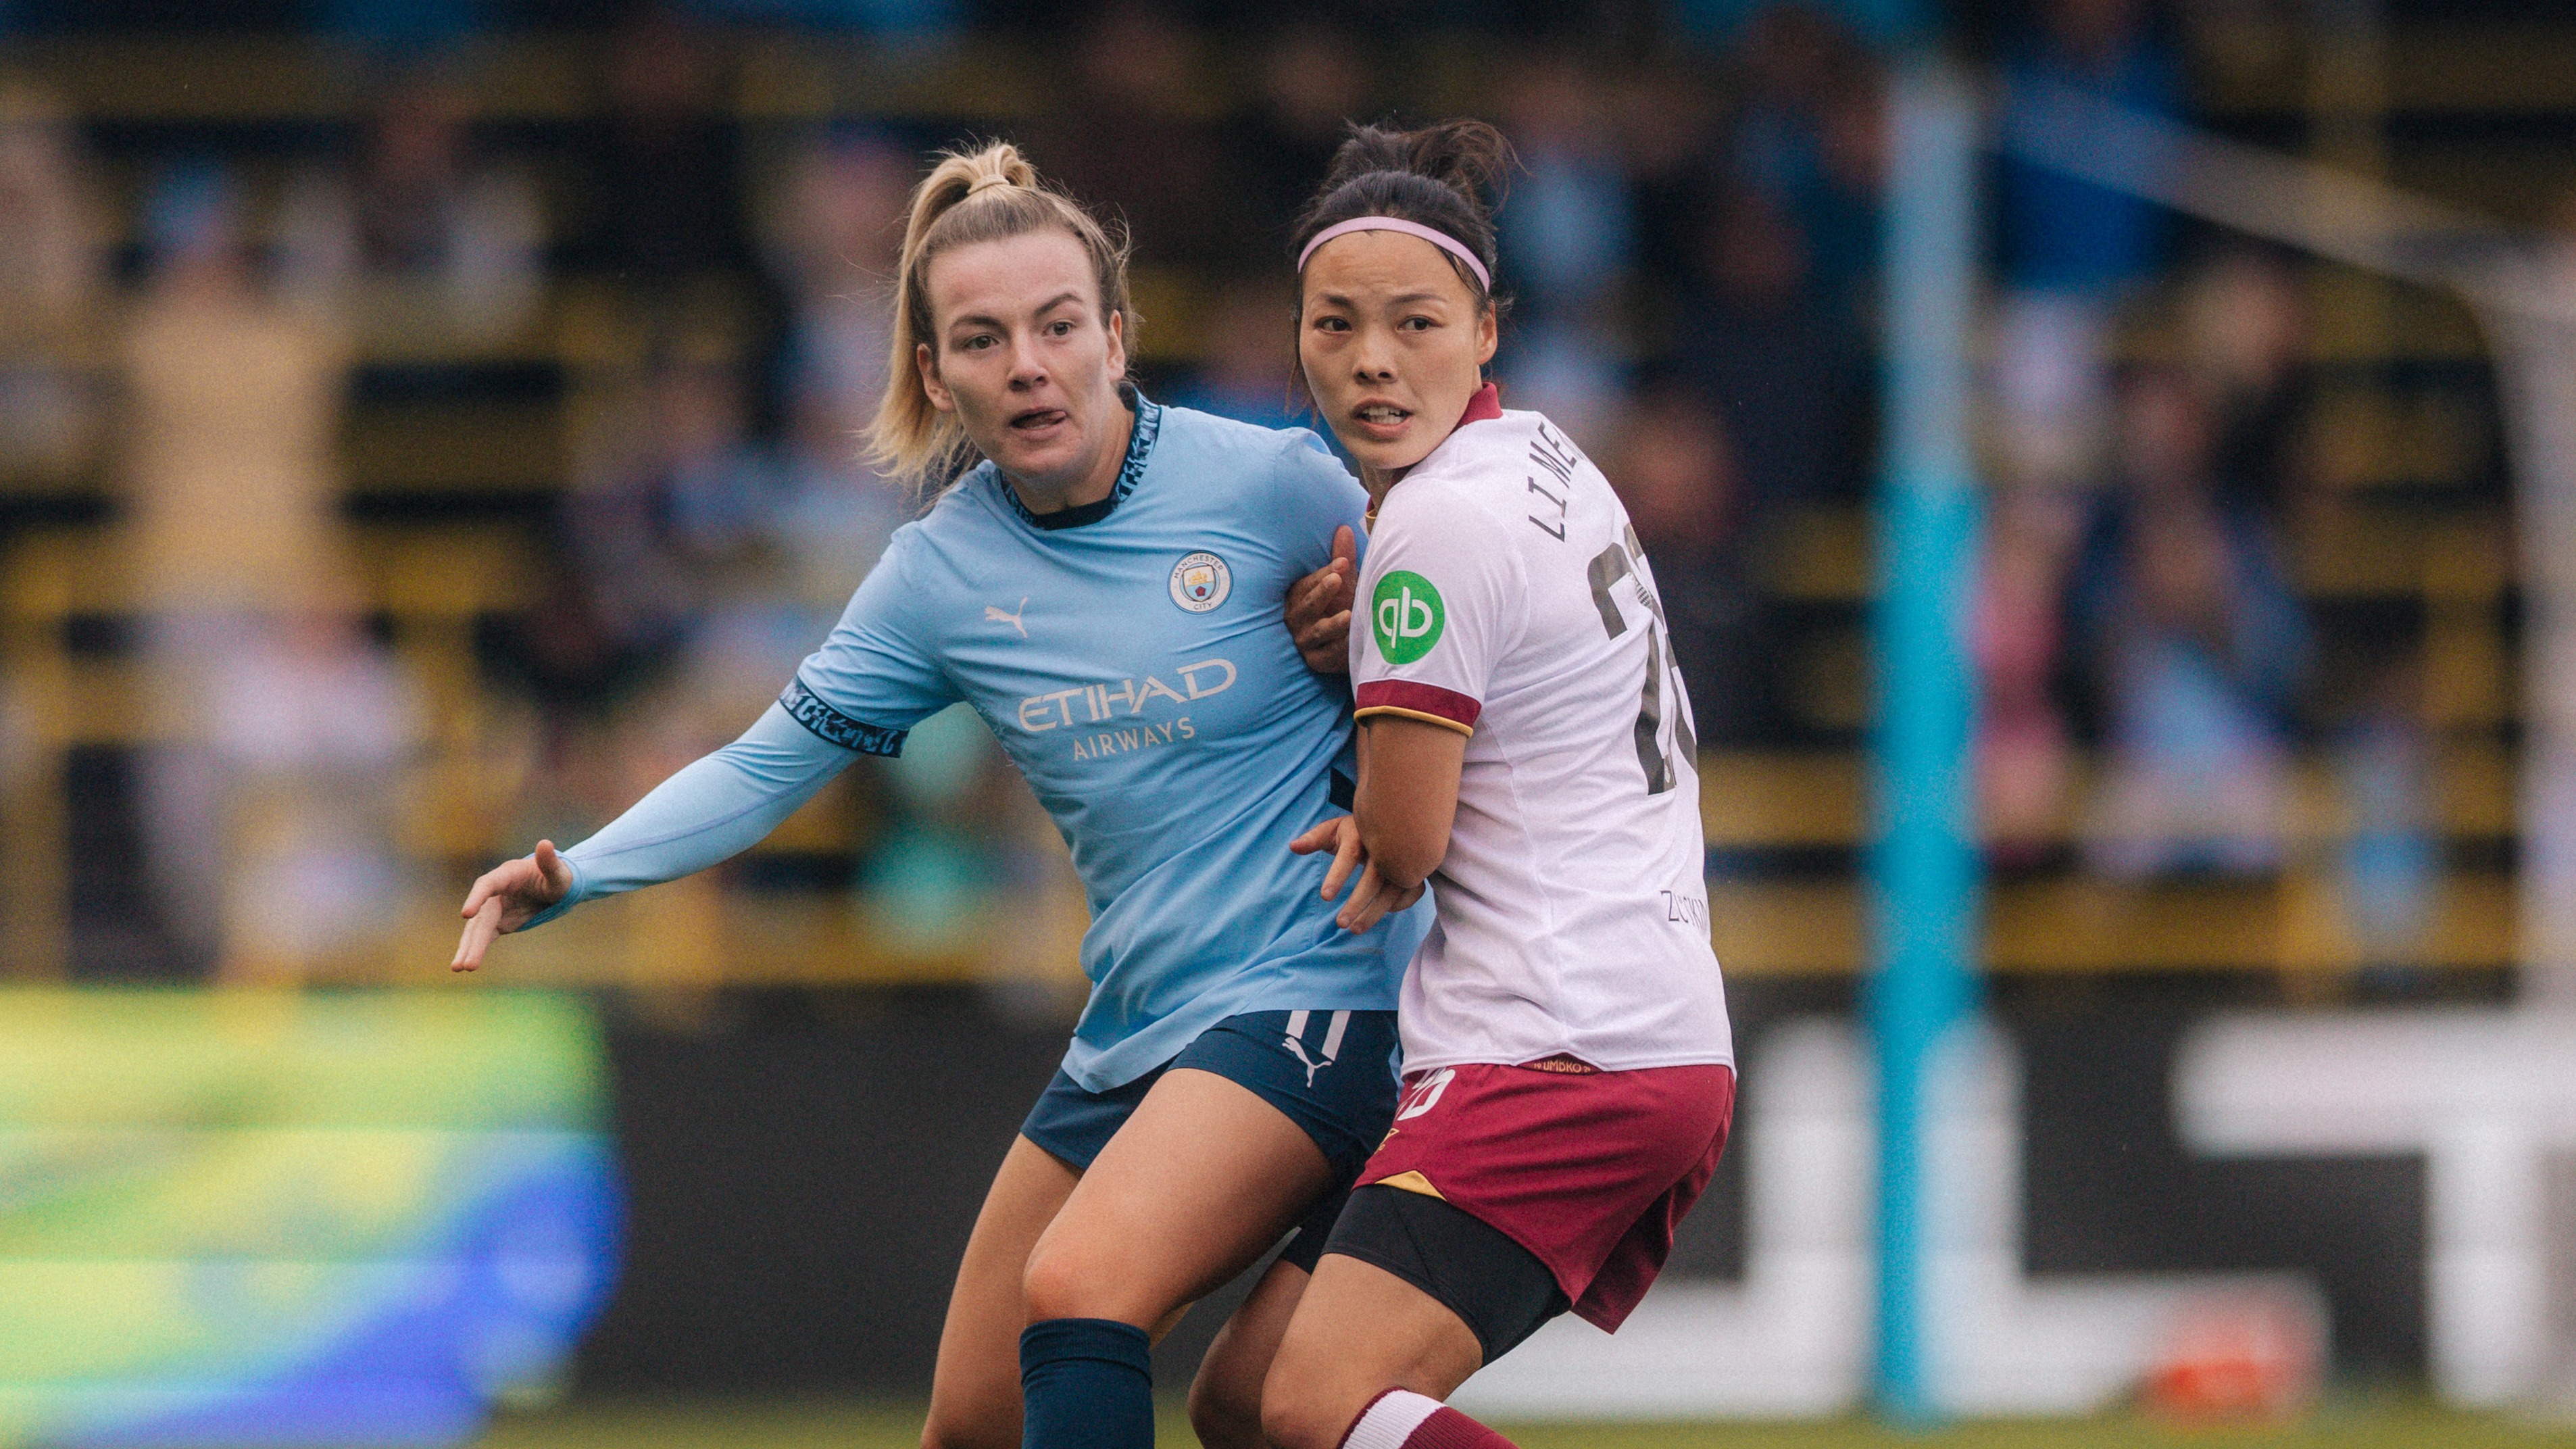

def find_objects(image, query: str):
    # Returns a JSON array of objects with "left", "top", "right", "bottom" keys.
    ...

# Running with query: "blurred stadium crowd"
[{"left": 0, "top": 0, "right": 2516, "bottom": 991}]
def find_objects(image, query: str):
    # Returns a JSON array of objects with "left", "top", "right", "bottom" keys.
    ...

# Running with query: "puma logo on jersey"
[{"left": 985, "top": 597, "right": 1029, "bottom": 637}]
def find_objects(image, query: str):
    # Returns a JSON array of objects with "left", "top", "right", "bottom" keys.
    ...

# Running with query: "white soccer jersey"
[{"left": 1351, "top": 393, "right": 1733, "bottom": 1075}]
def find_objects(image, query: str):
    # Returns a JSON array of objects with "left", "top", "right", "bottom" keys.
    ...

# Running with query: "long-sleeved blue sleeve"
[{"left": 520, "top": 703, "right": 858, "bottom": 929}]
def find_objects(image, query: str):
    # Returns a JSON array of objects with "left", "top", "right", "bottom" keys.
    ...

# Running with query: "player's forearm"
[
  {"left": 1354, "top": 716, "right": 1464, "bottom": 890},
  {"left": 520, "top": 703, "right": 856, "bottom": 928}
]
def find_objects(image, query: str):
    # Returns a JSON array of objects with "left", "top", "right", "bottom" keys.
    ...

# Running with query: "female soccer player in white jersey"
[
  {"left": 1261, "top": 123, "right": 1738, "bottom": 1449},
  {"left": 447, "top": 143, "right": 1428, "bottom": 1449}
]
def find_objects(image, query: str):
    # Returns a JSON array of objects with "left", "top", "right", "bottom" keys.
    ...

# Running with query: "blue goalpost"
[{"left": 1869, "top": 61, "right": 1983, "bottom": 1427}]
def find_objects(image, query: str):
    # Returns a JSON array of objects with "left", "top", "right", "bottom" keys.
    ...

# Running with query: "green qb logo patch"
[{"left": 1372, "top": 570, "right": 1446, "bottom": 664}]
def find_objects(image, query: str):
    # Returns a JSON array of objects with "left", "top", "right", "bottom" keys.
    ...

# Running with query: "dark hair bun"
[
  {"left": 1293, "top": 120, "right": 1515, "bottom": 308},
  {"left": 1314, "top": 119, "right": 1514, "bottom": 213}
]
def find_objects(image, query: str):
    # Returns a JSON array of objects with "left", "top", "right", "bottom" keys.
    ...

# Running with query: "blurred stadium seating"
[{"left": 0, "top": 11, "right": 2538, "bottom": 991}]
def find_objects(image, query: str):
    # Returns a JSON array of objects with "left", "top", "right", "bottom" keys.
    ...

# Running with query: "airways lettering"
[{"left": 1070, "top": 718, "right": 1195, "bottom": 760}]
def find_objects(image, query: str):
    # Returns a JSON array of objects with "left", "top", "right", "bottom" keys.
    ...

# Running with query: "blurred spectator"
[
  {"left": 1977, "top": 495, "right": 2076, "bottom": 863},
  {"left": 2075, "top": 368, "right": 2310, "bottom": 879},
  {"left": 207, "top": 614, "right": 422, "bottom": 979},
  {"left": 120, "top": 162, "right": 420, "bottom": 977},
  {"left": 2336, "top": 662, "right": 2435, "bottom": 956},
  {"left": 1614, "top": 384, "right": 1775, "bottom": 746},
  {"left": 1991, "top": 0, "right": 2177, "bottom": 497},
  {"left": 1166, "top": 277, "right": 1299, "bottom": 433},
  {"left": 768, "top": 391, "right": 908, "bottom": 627},
  {"left": 861, "top": 700, "right": 1007, "bottom": 952},
  {"left": 1671, "top": 0, "right": 1909, "bottom": 45},
  {"left": 1998, "top": 0, "right": 2175, "bottom": 296},
  {"left": 597, "top": 8, "right": 747, "bottom": 281},
  {"left": 1675, "top": 185, "right": 1867, "bottom": 508},
  {"left": 2180, "top": 246, "right": 2312, "bottom": 519},
  {"left": 1616, "top": 62, "right": 1727, "bottom": 299},
  {"left": 1502, "top": 58, "right": 1634, "bottom": 311},
  {"left": 683, "top": 0, "right": 962, "bottom": 39},
  {"left": 1497, "top": 58, "right": 1631, "bottom": 448},
  {"left": 322, "top": 0, "right": 476, "bottom": 53},
  {"left": 1497, "top": 330, "right": 1624, "bottom": 457},
  {"left": 1230, "top": 22, "right": 1373, "bottom": 259},
  {"left": 0, "top": 82, "right": 103, "bottom": 481},
  {"left": 280, "top": 69, "right": 545, "bottom": 346},
  {"left": 762, "top": 131, "right": 910, "bottom": 441},
  {"left": 124, "top": 167, "right": 355, "bottom": 620},
  {"left": 758, "top": 130, "right": 916, "bottom": 625},
  {"left": 1037, "top": 2, "right": 1237, "bottom": 269},
  {"left": 522, "top": 357, "right": 774, "bottom": 731},
  {"left": 1728, "top": 4, "right": 1883, "bottom": 325}
]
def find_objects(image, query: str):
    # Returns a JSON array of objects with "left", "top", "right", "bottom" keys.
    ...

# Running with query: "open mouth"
[
  {"left": 1353, "top": 403, "right": 1412, "bottom": 428},
  {"left": 1010, "top": 408, "right": 1069, "bottom": 432}
]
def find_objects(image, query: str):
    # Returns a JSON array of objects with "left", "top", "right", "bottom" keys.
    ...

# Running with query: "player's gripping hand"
[
  {"left": 1286, "top": 525, "right": 1358, "bottom": 676},
  {"left": 1290, "top": 813, "right": 1425, "bottom": 935},
  {"left": 451, "top": 840, "right": 574, "bottom": 972}
]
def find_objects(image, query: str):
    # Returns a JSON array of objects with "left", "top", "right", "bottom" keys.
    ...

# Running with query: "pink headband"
[{"left": 1297, "top": 217, "right": 1491, "bottom": 293}]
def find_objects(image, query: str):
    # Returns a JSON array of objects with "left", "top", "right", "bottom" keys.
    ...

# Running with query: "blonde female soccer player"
[
  {"left": 1266, "top": 123, "right": 1737, "bottom": 1449},
  {"left": 450, "top": 143, "right": 1425, "bottom": 1449}
]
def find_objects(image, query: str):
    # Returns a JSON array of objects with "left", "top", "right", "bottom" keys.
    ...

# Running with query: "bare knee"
[
  {"left": 1022, "top": 1240, "right": 1118, "bottom": 1325},
  {"left": 1260, "top": 1356, "right": 1353, "bottom": 1449}
]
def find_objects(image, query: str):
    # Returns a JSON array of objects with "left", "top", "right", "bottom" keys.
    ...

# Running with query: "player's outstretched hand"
[
  {"left": 1334, "top": 860, "right": 1423, "bottom": 935},
  {"left": 1289, "top": 814, "right": 1424, "bottom": 933},
  {"left": 451, "top": 840, "right": 574, "bottom": 973},
  {"left": 1287, "top": 525, "right": 1358, "bottom": 676},
  {"left": 1291, "top": 814, "right": 1366, "bottom": 900}
]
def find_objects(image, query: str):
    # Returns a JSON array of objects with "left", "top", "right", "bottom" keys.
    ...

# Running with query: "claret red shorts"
[{"left": 1352, "top": 1058, "right": 1737, "bottom": 1331}]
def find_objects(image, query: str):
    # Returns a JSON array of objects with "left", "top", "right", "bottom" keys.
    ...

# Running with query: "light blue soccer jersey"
[
  {"left": 789, "top": 397, "right": 1423, "bottom": 1087},
  {"left": 541, "top": 394, "right": 1426, "bottom": 1092}
]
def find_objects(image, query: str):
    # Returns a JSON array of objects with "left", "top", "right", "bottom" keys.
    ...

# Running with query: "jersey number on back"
[{"left": 1586, "top": 529, "right": 1696, "bottom": 795}]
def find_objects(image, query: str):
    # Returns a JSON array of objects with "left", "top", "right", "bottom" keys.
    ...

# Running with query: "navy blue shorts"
[{"left": 1020, "top": 1009, "right": 1400, "bottom": 1272}]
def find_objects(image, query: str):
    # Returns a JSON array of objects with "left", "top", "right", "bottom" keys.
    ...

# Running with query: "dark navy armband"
[
  {"left": 1329, "top": 768, "right": 1356, "bottom": 811},
  {"left": 780, "top": 679, "right": 907, "bottom": 756}
]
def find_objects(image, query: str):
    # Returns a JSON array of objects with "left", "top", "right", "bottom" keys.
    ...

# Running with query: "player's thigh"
[
  {"left": 1022, "top": 1066, "right": 1331, "bottom": 1327},
  {"left": 1261, "top": 1252, "right": 1484, "bottom": 1449},
  {"left": 923, "top": 1135, "right": 1081, "bottom": 1449},
  {"left": 1189, "top": 1256, "right": 1308, "bottom": 1449}
]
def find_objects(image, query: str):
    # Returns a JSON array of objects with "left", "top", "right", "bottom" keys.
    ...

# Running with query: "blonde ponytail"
[{"left": 866, "top": 141, "right": 1139, "bottom": 493}]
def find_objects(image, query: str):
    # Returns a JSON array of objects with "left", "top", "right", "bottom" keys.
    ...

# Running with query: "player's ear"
[
  {"left": 1475, "top": 303, "right": 1497, "bottom": 368},
  {"left": 1103, "top": 308, "right": 1128, "bottom": 383},
  {"left": 917, "top": 340, "right": 955, "bottom": 414}
]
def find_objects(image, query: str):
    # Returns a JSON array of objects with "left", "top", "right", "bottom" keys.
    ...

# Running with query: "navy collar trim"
[{"left": 999, "top": 386, "right": 1162, "bottom": 531}]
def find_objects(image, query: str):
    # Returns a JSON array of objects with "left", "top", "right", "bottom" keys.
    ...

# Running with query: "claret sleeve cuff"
[{"left": 1354, "top": 680, "right": 1480, "bottom": 735}]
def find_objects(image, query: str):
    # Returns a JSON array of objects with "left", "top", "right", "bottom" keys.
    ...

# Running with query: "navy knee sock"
[{"left": 1020, "top": 1317, "right": 1153, "bottom": 1449}]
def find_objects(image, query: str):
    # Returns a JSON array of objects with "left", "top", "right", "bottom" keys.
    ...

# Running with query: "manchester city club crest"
[{"left": 1168, "top": 551, "right": 1231, "bottom": 612}]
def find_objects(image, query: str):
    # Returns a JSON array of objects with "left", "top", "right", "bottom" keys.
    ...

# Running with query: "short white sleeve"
[{"left": 1351, "top": 491, "right": 1524, "bottom": 735}]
